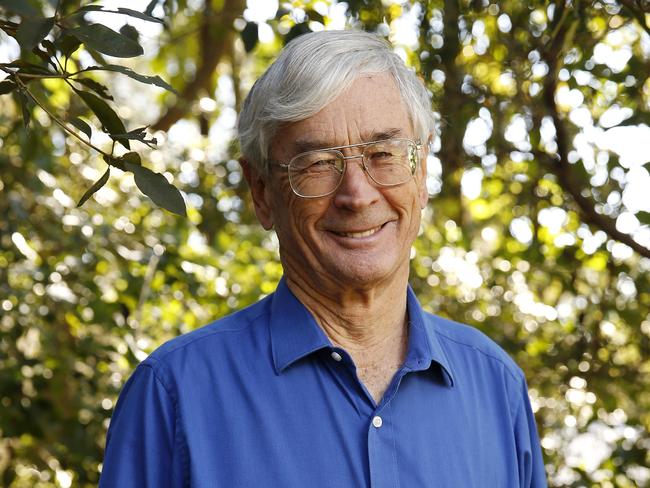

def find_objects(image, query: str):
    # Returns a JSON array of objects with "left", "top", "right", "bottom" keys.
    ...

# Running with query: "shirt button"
[
  {"left": 331, "top": 351, "right": 342, "bottom": 362},
  {"left": 372, "top": 416, "right": 383, "bottom": 428}
]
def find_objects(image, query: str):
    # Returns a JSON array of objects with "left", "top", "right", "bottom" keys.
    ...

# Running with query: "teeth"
[{"left": 339, "top": 226, "right": 381, "bottom": 238}]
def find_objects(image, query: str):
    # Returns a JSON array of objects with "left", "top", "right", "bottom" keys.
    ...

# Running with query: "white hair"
[{"left": 237, "top": 30, "right": 435, "bottom": 173}]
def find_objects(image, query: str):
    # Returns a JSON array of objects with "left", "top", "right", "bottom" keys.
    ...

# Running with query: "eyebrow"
[{"left": 292, "top": 128, "right": 406, "bottom": 153}]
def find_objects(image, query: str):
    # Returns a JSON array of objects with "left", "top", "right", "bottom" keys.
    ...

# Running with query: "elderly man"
[{"left": 100, "top": 30, "right": 547, "bottom": 487}]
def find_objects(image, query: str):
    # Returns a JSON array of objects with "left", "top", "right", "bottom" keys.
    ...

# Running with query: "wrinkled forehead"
[{"left": 269, "top": 74, "right": 413, "bottom": 159}]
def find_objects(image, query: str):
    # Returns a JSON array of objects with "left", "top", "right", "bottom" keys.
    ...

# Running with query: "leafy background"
[{"left": 0, "top": 0, "right": 649, "bottom": 486}]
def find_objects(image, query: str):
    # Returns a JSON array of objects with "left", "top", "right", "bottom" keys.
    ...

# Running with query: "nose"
[{"left": 332, "top": 156, "right": 380, "bottom": 209}]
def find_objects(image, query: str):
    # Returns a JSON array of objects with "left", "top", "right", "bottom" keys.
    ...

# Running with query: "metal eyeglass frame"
[{"left": 269, "top": 138, "right": 423, "bottom": 198}]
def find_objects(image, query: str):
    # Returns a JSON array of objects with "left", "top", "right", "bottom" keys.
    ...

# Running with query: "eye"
[
  {"left": 305, "top": 159, "right": 340, "bottom": 172},
  {"left": 368, "top": 151, "right": 393, "bottom": 160}
]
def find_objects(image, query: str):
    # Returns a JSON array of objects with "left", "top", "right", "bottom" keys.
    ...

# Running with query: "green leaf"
[
  {"left": 15, "top": 16, "right": 54, "bottom": 51},
  {"left": 70, "top": 5, "right": 165, "bottom": 24},
  {"left": 69, "top": 117, "right": 92, "bottom": 139},
  {"left": 109, "top": 127, "right": 158, "bottom": 147},
  {"left": 77, "top": 167, "right": 110, "bottom": 207},
  {"left": 75, "top": 78, "right": 113, "bottom": 100},
  {"left": 125, "top": 162, "right": 186, "bottom": 216},
  {"left": 0, "top": 79, "right": 16, "bottom": 95},
  {"left": 16, "top": 90, "right": 30, "bottom": 128},
  {"left": 75, "top": 90, "right": 130, "bottom": 149},
  {"left": 120, "top": 24, "right": 139, "bottom": 42},
  {"left": 81, "top": 64, "right": 177, "bottom": 94},
  {"left": 637, "top": 211, "right": 650, "bottom": 227},
  {"left": 0, "top": 0, "right": 38, "bottom": 17},
  {"left": 5, "top": 61, "right": 52, "bottom": 75},
  {"left": 144, "top": 0, "right": 158, "bottom": 16},
  {"left": 241, "top": 22, "right": 258, "bottom": 53},
  {"left": 66, "top": 24, "right": 144, "bottom": 58},
  {"left": 55, "top": 34, "right": 81, "bottom": 58},
  {"left": 122, "top": 152, "right": 141, "bottom": 166}
]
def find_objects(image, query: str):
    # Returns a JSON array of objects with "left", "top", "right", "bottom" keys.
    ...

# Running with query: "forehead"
[{"left": 272, "top": 74, "right": 412, "bottom": 156}]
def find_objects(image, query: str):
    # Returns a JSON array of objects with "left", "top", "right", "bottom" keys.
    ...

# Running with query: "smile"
[{"left": 334, "top": 225, "right": 383, "bottom": 238}]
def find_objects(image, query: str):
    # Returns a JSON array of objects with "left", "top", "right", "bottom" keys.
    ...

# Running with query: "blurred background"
[{"left": 0, "top": 0, "right": 649, "bottom": 486}]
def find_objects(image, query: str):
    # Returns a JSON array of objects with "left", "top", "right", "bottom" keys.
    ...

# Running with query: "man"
[{"left": 100, "top": 30, "right": 547, "bottom": 487}]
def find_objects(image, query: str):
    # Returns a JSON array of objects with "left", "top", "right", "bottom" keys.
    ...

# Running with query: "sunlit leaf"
[
  {"left": 77, "top": 167, "right": 110, "bottom": 207},
  {"left": 66, "top": 24, "right": 144, "bottom": 58},
  {"left": 125, "top": 162, "right": 186, "bottom": 216}
]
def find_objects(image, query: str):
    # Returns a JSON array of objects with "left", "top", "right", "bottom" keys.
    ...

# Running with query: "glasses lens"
[
  {"left": 364, "top": 139, "right": 416, "bottom": 186},
  {"left": 289, "top": 151, "right": 344, "bottom": 197}
]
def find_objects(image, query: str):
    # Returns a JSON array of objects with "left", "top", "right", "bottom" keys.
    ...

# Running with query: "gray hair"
[{"left": 237, "top": 30, "right": 435, "bottom": 173}]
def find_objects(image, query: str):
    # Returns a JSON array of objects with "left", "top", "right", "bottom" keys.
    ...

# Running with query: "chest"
[{"left": 176, "top": 359, "right": 522, "bottom": 488}]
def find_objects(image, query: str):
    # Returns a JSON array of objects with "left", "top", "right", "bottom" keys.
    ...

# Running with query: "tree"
[{"left": 0, "top": 0, "right": 648, "bottom": 486}]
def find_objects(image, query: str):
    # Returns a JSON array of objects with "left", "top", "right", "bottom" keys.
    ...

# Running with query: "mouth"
[{"left": 331, "top": 224, "right": 383, "bottom": 238}]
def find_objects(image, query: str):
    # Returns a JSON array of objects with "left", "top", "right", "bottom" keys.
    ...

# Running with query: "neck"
[
  {"left": 285, "top": 265, "right": 410, "bottom": 343},
  {"left": 284, "top": 265, "right": 411, "bottom": 394}
]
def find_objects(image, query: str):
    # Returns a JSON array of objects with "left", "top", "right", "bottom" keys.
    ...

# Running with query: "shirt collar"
[
  {"left": 403, "top": 286, "right": 455, "bottom": 387},
  {"left": 269, "top": 278, "right": 455, "bottom": 387},
  {"left": 270, "top": 278, "right": 332, "bottom": 374}
]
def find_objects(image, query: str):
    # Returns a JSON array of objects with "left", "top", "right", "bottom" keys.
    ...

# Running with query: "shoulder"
[
  {"left": 424, "top": 312, "right": 524, "bottom": 384},
  {"left": 141, "top": 294, "right": 273, "bottom": 377}
]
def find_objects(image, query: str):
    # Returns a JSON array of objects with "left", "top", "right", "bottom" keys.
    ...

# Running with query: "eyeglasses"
[{"left": 269, "top": 138, "right": 422, "bottom": 198}]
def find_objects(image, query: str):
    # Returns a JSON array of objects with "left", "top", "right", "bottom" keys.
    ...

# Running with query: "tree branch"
[
  {"left": 618, "top": 0, "right": 650, "bottom": 38},
  {"left": 150, "top": 0, "right": 245, "bottom": 132},
  {"left": 538, "top": 13, "right": 650, "bottom": 259}
]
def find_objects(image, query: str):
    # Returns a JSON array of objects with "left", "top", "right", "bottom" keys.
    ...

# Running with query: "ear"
[
  {"left": 417, "top": 138, "right": 431, "bottom": 209},
  {"left": 240, "top": 158, "right": 274, "bottom": 230}
]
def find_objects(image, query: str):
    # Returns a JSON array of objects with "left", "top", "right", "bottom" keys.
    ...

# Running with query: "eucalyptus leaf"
[
  {"left": 76, "top": 90, "right": 130, "bottom": 149},
  {"left": 55, "top": 34, "right": 81, "bottom": 58},
  {"left": 0, "top": 0, "right": 38, "bottom": 17},
  {"left": 67, "top": 24, "right": 144, "bottom": 58},
  {"left": 81, "top": 64, "right": 177, "bottom": 94},
  {"left": 70, "top": 5, "right": 164, "bottom": 23},
  {"left": 637, "top": 211, "right": 650, "bottom": 227},
  {"left": 69, "top": 117, "right": 92, "bottom": 139},
  {"left": 77, "top": 167, "right": 110, "bottom": 207},
  {"left": 144, "top": 0, "right": 159, "bottom": 16},
  {"left": 125, "top": 162, "right": 186, "bottom": 216},
  {"left": 241, "top": 22, "right": 258, "bottom": 53},
  {"left": 6, "top": 61, "right": 52, "bottom": 75},
  {"left": 122, "top": 152, "right": 141, "bottom": 166},
  {"left": 15, "top": 16, "right": 54, "bottom": 51},
  {"left": 16, "top": 90, "right": 30, "bottom": 128},
  {"left": 76, "top": 78, "right": 113, "bottom": 100},
  {"left": 120, "top": 24, "right": 139, "bottom": 42},
  {"left": 0, "top": 79, "right": 16, "bottom": 95}
]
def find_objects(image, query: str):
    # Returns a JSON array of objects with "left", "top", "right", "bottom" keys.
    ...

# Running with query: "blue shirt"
[{"left": 100, "top": 279, "right": 547, "bottom": 487}]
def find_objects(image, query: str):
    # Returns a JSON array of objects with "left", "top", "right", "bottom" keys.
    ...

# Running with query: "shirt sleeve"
[
  {"left": 99, "top": 363, "right": 186, "bottom": 488},
  {"left": 514, "top": 375, "right": 548, "bottom": 488}
]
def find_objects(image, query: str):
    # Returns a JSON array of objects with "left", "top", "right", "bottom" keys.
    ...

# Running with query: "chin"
[{"left": 325, "top": 256, "right": 402, "bottom": 288}]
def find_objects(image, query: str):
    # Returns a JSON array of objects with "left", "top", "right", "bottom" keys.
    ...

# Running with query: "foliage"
[{"left": 1, "top": 0, "right": 649, "bottom": 486}]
